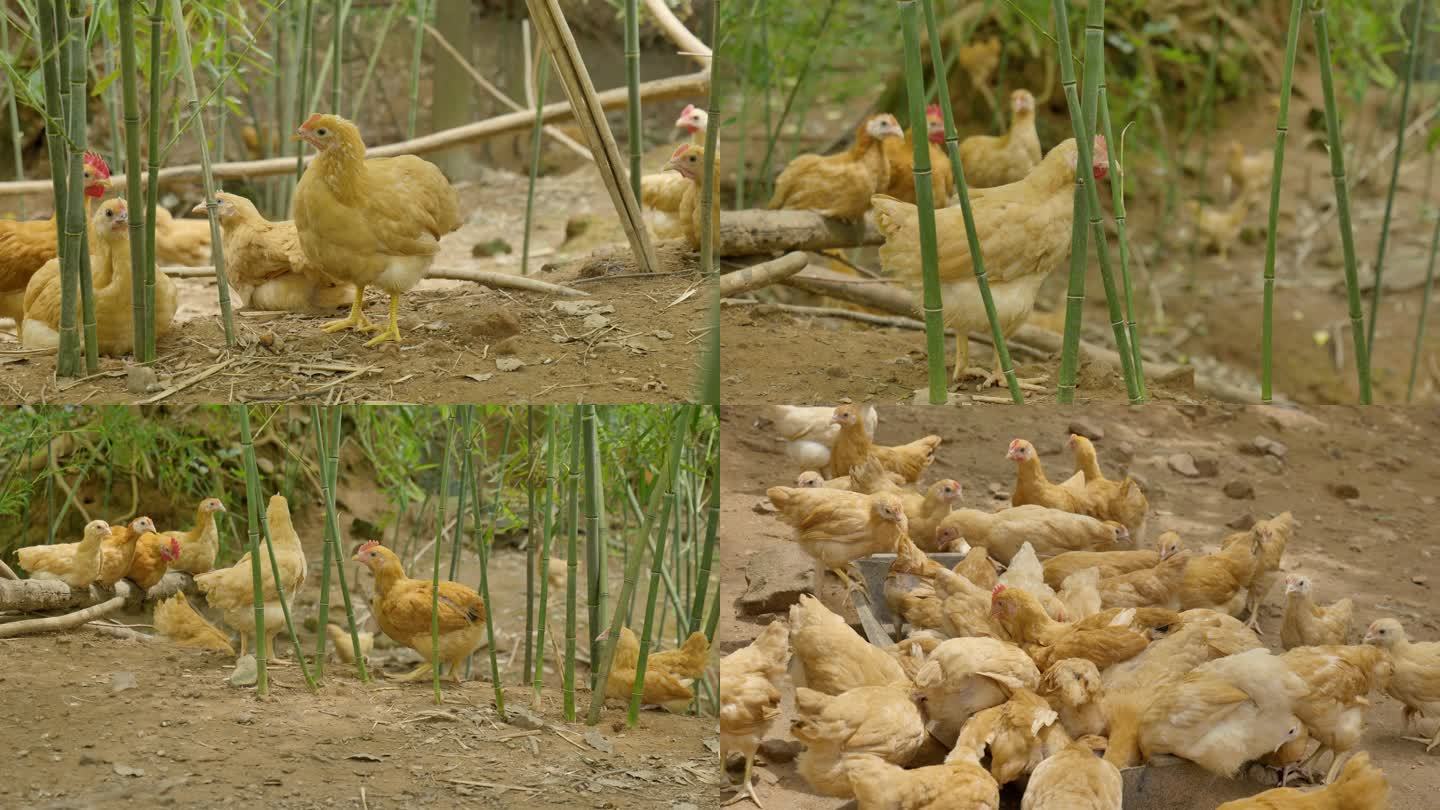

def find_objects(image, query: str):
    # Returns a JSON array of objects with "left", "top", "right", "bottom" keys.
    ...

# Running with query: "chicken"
[
  {"left": 1074, "top": 605, "right": 1183, "bottom": 636},
  {"left": 997, "top": 542, "right": 1065, "bottom": 617},
  {"left": 96, "top": 517, "right": 158, "bottom": 587},
  {"left": 792, "top": 685, "right": 927, "bottom": 798},
  {"left": 935, "top": 505, "right": 1128, "bottom": 565},
  {"left": 957, "top": 37, "right": 1002, "bottom": 112},
  {"left": 1226, "top": 141, "right": 1271, "bottom": 199},
  {"left": 1363, "top": 618, "right": 1440, "bottom": 750},
  {"left": 350, "top": 540, "right": 487, "bottom": 682},
  {"left": 656, "top": 144, "right": 721, "bottom": 251},
  {"left": 893, "top": 479, "right": 963, "bottom": 551},
  {"left": 126, "top": 532, "right": 182, "bottom": 591},
  {"left": 326, "top": 622, "right": 374, "bottom": 664},
  {"left": 151, "top": 206, "right": 212, "bottom": 266},
  {"left": 958, "top": 89, "right": 1042, "bottom": 189},
  {"left": 912, "top": 636, "right": 1040, "bottom": 744},
  {"left": 991, "top": 585, "right": 1149, "bottom": 671},
  {"left": 720, "top": 620, "right": 790, "bottom": 808},
  {"left": 887, "top": 631, "right": 944, "bottom": 682},
  {"left": 951, "top": 688, "right": 1070, "bottom": 786},
  {"left": 153, "top": 593, "right": 235, "bottom": 653},
  {"left": 21, "top": 198, "right": 178, "bottom": 355},
  {"left": 641, "top": 104, "right": 710, "bottom": 239},
  {"left": 164, "top": 497, "right": 227, "bottom": 575},
  {"left": 1038, "top": 658, "right": 1106, "bottom": 738},
  {"left": 606, "top": 627, "right": 710, "bottom": 711},
  {"left": 1021, "top": 738, "right": 1121, "bottom": 810},
  {"left": 795, "top": 469, "right": 905, "bottom": 491},
  {"left": 762, "top": 403, "right": 877, "bottom": 472},
  {"left": 1096, "top": 549, "right": 1192, "bottom": 610},
  {"left": 0, "top": 152, "right": 111, "bottom": 321},
  {"left": 292, "top": 113, "right": 461, "bottom": 346},
  {"left": 16, "top": 519, "right": 112, "bottom": 588},
  {"left": 829, "top": 404, "right": 941, "bottom": 484},
  {"left": 884, "top": 540, "right": 950, "bottom": 634},
  {"left": 790, "top": 594, "right": 909, "bottom": 694},
  {"left": 844, "top": 750, "right": 1000, "bottom": 810},
  {"left": 1215, "top": 751, "right": 1388, "bottom": 810},
  {"left": 765, "top": 486, "right": 908, "bottom": 589},
  {"left": 934, "top": 563, "right": 1010, "bottom": 639},
  {"left": 1067, "top": 435, "right": 1148, "bottom": 539},
  {"left": 1282, "top": 574, "right": 1354, "bottom": 649},
  {"left": 769, "top": 114, "right": 906, "bottom": 221},
  {"left": 874, "top": 137, "right": 1108, "bottom": 385},
  {"left": 953, "top": 541, "right": 999, "bottom": 591},
  {"left": 881, "top": 105, "right": 956, "bottom": 205},
  {"left": 1188, "top": 194, "right": 1253, "bottom": 261},
  {"left": 195, "top": 494, "right": 308, "bottom": 658},
  {"left": 1056, "top": 568, "right": 1102, "bottom": 620},
  {"left": 1281, "top": 644, "right": 1392, "bottom": 782},
  {"left": 1137, "top": 648, "right": 1307, "bottom": 776},
  {"left": 1043, "top": 531, "right": 1183, "bottom": 590},
  {"left": 1247, "top": 512, "right": 1295, "bottom": 627},
  {"left": 1178, "top": 526, "right": 1262, "bottom": 616},
  {"left": 1007, "top": 439, "right": 1095, "bottom": 515},
  {"left": 199, "top": 192, "right": 353, "bottom": 314}
]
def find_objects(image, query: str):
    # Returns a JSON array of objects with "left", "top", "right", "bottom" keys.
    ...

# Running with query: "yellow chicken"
[
  {"left": 16, "top": 519, "right": 112, "bottom": 588},
  {"left": 195, "top": 495, "right": 307, "bottom": 658},
  {"left": 1020, "top": 737, "right": 1122, "bottom": 810},
  {"left": 605, "top": 627, "right": 709, "bottom": 712},
  {"left": 351, "top": 541, "right": 486, "bottom": 682},
  {"left": 1363, "top": 618, "right": 1440, "bottom": 751},
  {"left": 164, "top": 497, "right": 226, "bottom": 575},
  {"left": 792, "top": 685, "right": 927, "bottom": 798},
  {"left": 720, "top": 620, "right": 789, "bottom": 809},
  {"left": 1215, "top": 751, "right": 1388, "bottom": 810},
  {"left": 153, "top": 593, "right": 235, "bottom": 653},
  {"left": 844, "top": 750, "right": 1000, "bottom": 810},
  {"left": 198, "top": 193, "right": 354, "bottom": 314}
]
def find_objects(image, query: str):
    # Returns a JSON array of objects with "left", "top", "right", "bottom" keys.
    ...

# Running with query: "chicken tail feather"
[
  {"left": 1103, "top": 698, "right": 1142, "bottom": 769},
  {"left": 1328, "top": 752, "right": 1388, "bottom": 807}
]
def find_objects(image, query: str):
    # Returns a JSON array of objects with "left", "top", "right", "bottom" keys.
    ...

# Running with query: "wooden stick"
[
  {"left": 525, "top": 0, "right": 658, "bottom": 274},
  {"left": 717, "top": 252, "right": 810, "bottom": 297},
  {"left": 0, "top": 71, "right": 710, "bottom": 196},
  {"left": 0, "top": 572, "right": 195, "bottom": 612},
  {"left": 719, "top": 209, "right": 883, "bottom": 257},
  {"left": 85, "top": 622, "right": 159, "bottom": 641},
  {"left": 0, "top": 595, "right": 125, "bottom": 637},
  {"left": 162, "top": 266, "right": 588, "bottom": 297},
  {"left": 642, "top": 0, "right": 710, "bottom": 65},
  {"left": 0, "top": 560, "right": 16, "bottom": 580}
]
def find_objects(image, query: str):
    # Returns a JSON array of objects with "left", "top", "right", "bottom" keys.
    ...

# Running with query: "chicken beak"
[{"left": 191, "top": 202, "right": 208, "bottom": 216}]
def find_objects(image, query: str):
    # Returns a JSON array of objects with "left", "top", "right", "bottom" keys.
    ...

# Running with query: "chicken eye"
[{"left": 317, "top": 128, "right": 328, "bottom": 137}]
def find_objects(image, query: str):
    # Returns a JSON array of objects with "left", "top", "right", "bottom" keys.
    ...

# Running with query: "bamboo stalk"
[
  {"left": 331, "top": 0, "right": 344, "bottom": 111},
  {"left": 1408, "top": 194, "right": 1439, "bottom": 402},
  {"left": 698, "top": 0, "right": 721, "bottom": 405},
  {"left": 581, "top": 404, "right": 604, "bottom": 690},
  {"left": 624, "top": 0, "right": 641, "bottom": 200},
  {"left": 688, "top": 419, "right": 717, "bottom": 632},
  {"left": 1, "top": 8, "right": 23, "bottom": 219},
  {"left": 118, "top": 0, "right": 148, "bottom": 362},
  {"left": 295, "top": 0, "right": 316, "bottom": 185},
  {"left": 38, "top": 0, "right": 77, "bottom": 376},
  {"left": 311, "top": 408, "right": 335, "bottom": 678},
  {"left": 448, "top": 408, "right": 472, "bottom": 583},
  {"left": 472, "top": 407, "right": 508, "bottom": 711},
  {"left": 63, "top": 0, "right": 97, "bottom": 374},
  {"left": 214, "top": 15, "right": 227, "bottom": 165},
  {"left": 351, "top": 1, "right": 402, "bottom": 118},
  {"left": 627, "top": 483, "right": 679, "bottom": 725},
  {"left": 1311, "top": 0, "right": 1370, "bottom": 403},
  {"left": 169, "top": 0, "right": 237, "bottom": 348},
  {"left": 408, "top": 0, "right": 428, "bottom": 139},
  {"left": 430, "top": 411, "right": 455, "bottom": 704},
  {"left": 920, "top": 0, "right": 1021, "bottom": 403},
  {"left": 318, "top": 405, "right": 369, "bottom": 680},
  {"left": 1366, "top": 0, "right": 1426, "bottom": 358},
  {"left": 587, "top": 405, "right": 690, "bottom": 725},
  {"left": 254, "top": 472, "right": 317, "bottom": 694},
  {"left": 533, "top": 407, "right": 557, "bottom": 706},
  {"left": 564, "top": 405, "right": 581, "bottom": 721},
  {"left": 524, "top": 406, "right": 536, "bottom": 683},
  {"left": 521, "top": 57, "right": 549, "bottom": 277},
  {"left": 1097, "top": 82, "right": 1145, "bottom": 399},
  {"left": 1261, "top": 0, "right": 1306, "bottom": 403},
  {"left": 235, "top": 405, "right": 269, "bottom": 696},
  {"left": 142, "top": 1, "right": 161, "bottom": 360}
]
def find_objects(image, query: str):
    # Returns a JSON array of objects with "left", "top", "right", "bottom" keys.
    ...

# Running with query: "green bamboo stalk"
[
  {"left": 318, "top": 406, "right": 369, "bottom": 679},
  {"left": 1260, "top": 0, "right": 1305, "bottom": 403},
  {"left": 101, "top": 42, "right": 121, "bottom": 172},
  {"left": 564, "top": 406, "right": 581, "bottom": 721},
  {"left": 42, "top": 0, "right": 79, "bottom": 376},
  {"left": 214, "top": 15, "right": 226, "bottom": 165},
  {"left": 1311, "top": 0, "right": 1370, "bottom": 403},
  {"left": 351, "top": 0, "right": 403, "bottom": 118},
  {"left": 688, "top": 422, "right": 718, "bottom": 631},
  {"left": 35, "top": 0, "right": 66, "bottom": 262},
  {"left": 294, "top": 0, "right": 315, "bottom": 184},
  {"left": 253, "top": 479, "right": 317, "bottom": 694},
  {"left": 627, "top": 481, "right": 679, "bottom": 725},
  {"left": 1407, "top": 194, "right": 1439, "bottom": 402},
  {"left": 697, "top": 0, "right": 722, "bottom": 406},
  {"left": 587, "top": 405, "right": 690, "bottom": 725},
  {"left": 141, "top": 0, "right": 161, "bottom": 360},
  {"left": 524, "top": 406, "right": 537, "bottom": 682},
  {"left": 623, "top": 0, "right": 641, "bottom": 200},
  {"left": 235, "top": 405, "right": 269, "bottom": 696},
  {"left": 448, "top": 408, "right": 472, "bottom": 582},
  {"left": 66, "top": 0, "right": 97, "bottom": 373},
  {"left": 169, "top": 0, "right": 237, "bottom": 348},
  {"left": 520, "top": 57, "right": 549, "bottom": 277},
  {"left": 1, "top": 8, "right": 23, "bottom": 219},
  {"left": 733, "top": 0, "right": 762, "bottom": 210},
  {"left": 581, "top": 404, "right": 604, "bottom": 689},
  {"left": 532, "top": 408, "right": 557, "bottom": 706},
  {"left": 430, "top": 411, "right": 455, "bottom": 704},
  {"left": 919, "top": 0, "right": 1021, "bottom": 403},
  {"left": 755, "top": 0, "right": 839, "bottom": 187},
  {"left": 407, "top": 0, "right": 428, "bottom": 139},
  {"left": 472, "top": 407, "right": 508, "bottom": 711},
  {"left": 331, "top": 0, "right": 344, "bottom": 112},
  {"left": 311, "top": 407, "right": 336, "bottom": 679},
  {"left": 118, "top": 0, "right": 148, "bottom": 362},
  {"left": 1098, "top": 82, "right": 1145, "bottom": 399},
  {"left": 1366, "top": 0, "right": 1426, "bottom": 358},
  {"left": 897, "top": 0, "right": 947, "bottom": 404}
]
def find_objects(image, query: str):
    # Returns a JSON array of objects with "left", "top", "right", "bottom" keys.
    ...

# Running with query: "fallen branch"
[
  {"left": 718, "top": 252, "right": 810, "bottom": 297},
  {"left": 719, "top": 209, "right": 883, "bottom": 257},
  {"left": 163, "top": 266, "right": 588, "bottom": 297},
  {"left": 0, "top": 71, "right": 710, "bottom": 196},
  {"left": 0, "top": 560, "right": 16, "bottom": 580},
  {"left": 85, "top": 622, "right": 159, "bottom": 642},
  {"left": 0, "top": 572, "right": 195, "bottom": 613},
  {"left": 643, "top": 0, "right": 711, "bottom": 65},
  {"left": 0, "top": 596, "right": 125, "bottom": 638}
]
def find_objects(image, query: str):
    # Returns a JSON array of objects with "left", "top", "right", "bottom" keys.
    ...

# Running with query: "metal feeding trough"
[{"left": 852, "top": 552, "right": 1272, "bottom": 809}]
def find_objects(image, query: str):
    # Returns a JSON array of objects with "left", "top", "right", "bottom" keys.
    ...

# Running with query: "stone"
[
  {"left": 581, "top": 313, "right": 611, "bottom": 330},
  {"left": 228, "top": 656, "right": 257, "bottom": 688},
  {"left": 1413, "top": 575, "right": 1429, "bottom": 587},
  {"left": 758, "top": 738, "right": 802, "bottom": 764},
  {"left": 1067, "top": 419, "right": 1105, "bottom": 441},
  {"left": 505, "top": 707, "right": 546, "bottom": 730},
  {"left": 1193, "top": 457, "right": 1220, "bottom": 478},
  {"left": 469, "top": 309, "right": 522, "bottom": 340},
  {"left": 1168, "top": 453, "right": 1199, "bottom": 477},
  {"left": 1329, "top": 483, "right": 1360, "bottom": 500},
  {"left": 738, "top": 546, "right": 814, "bottom": 616},
  {"left": 126, "top": 365, "right": 158, "bottom": 394},
  {"left": 496, "top": 357, "right": 526, "bottom": 372},
  {"left": 110, "top": 671, "right": 137, "bottom": 693},
  {"left": 1223, "top": 480, "right": 1255, "bottom": 500},
  {"left": 584, "top": 730, "right": 614, "bottom": 754},
  {"left": 1227, "top": 514, "right": 1256, "bottom": 531}
]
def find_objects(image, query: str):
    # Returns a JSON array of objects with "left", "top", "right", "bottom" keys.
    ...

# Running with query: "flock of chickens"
[
  {"left": 720, "top": 404, "right": 1438, "bottom": 809},
  {"left": 0, "top": 113, "right": 461, "bottom": 356}
]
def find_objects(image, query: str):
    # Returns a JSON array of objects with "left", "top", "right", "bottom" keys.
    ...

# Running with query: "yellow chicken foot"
[
  {"left": 950, "top": 334, "right": 970, "bottom": 383},
  {"left": 722, "top": 754, "right": 764, "bottom": 808},
  {"left": 362, "top": 294, "right": 404, "bottom": 347},
  {"left": 449, "top": 661, "right": 466, "bottom": 684},
  {"left": 389, "top": 661, "right": 435, "bottom": 682},
  {"left": 1401, "top": 726, "right": 1440, "bottom": 751},
  {"left": 323, "top": 285, "right": 378, "bottom": 334}
]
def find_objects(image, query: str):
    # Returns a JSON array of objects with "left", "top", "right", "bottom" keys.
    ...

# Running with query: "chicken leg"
[
  {"left": 1401, "top": 725, "right": 1440, "bottom": 752},
  {"left": 363, "top": 294, "right": 404, "bottom": 347},
  {"left": 390, "top": 661, "right": 435, "bottom": 682},
  {"left": 722, "top": 752, "right": 764, "bottom": 808},
  {"left": 323, "top": 284, "right": 378, "bottom": 335}
]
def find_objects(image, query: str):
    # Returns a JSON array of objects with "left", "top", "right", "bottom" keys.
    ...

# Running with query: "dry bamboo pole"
[
  {"left": 688, "top": 415, "right": 717, "bottom": 633},
  {"left": 525, "top": 0, "right": 659, "bottom": 274}
]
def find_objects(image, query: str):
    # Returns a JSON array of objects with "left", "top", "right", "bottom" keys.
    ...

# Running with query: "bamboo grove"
[{"left": 0, "top": 405, "right": 721, "bottom": 721}]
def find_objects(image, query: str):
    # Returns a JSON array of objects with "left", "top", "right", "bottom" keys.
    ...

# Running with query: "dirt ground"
[
  {"left": 0, "top": 479, "right": 718, "bottom": 809},
  {"left": 719, "top": 70, "right": 1440, "bottom": 407},
  {"left": 0, "top": 158, "right": 712, "bottom": 406},
  {"left": 718, "top": 402, "right": 1440, "bottom": 809}
]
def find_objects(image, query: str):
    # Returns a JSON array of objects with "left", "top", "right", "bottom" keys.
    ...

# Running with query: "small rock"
[
  {"left": 112, "top": 763, "right": 145, "bottom": 777},
  {"left": 1067, "top": 419, "right": 1104, "bottom": 441},
  {"left": 78, "top": 752, "right": 102, "bottom": 766},
  {"left": 470, "top": 309, "right": 523, "bottom": 340},
  {"left": 552, "top": 300, "right": 614, "bottom": 317},
  {"left": 1262, "top": 456, "right": 1285, "bottom": 475},
  {"left": 1252, "top": 436, "right": 1288, "bottom": 459},
  {"left": 346, "top": 753, "right": 383, "bottom": 762},
  {"left": 110, "top": 671, "right": 137, "bottom": 693},
  {"left": 228, "top": 656, "right": 258, "bottom": 688},
  {"left": 234, "top": 712, "right": 255, "bottom": 725},
  {"left": 465, "top": 373, "right": 494, "bottom": 383},
  {"left": 1223, "top": 480, "right": 1255, "bottom": 500},
  {"left": 470, "top": 237, "right": 512, "bottom": 258},
  {"left": 626, "top": 336, "right": 662, "bottom": 353},
  {"left": 422, "top": 320, "right": 449, "bottom": 332},
  {"left": 584, "top": 730, "right": 614, "bottom": 754},
  {"left": 581, "top": 313, "right": 610, "bottom": 330},
  {"left": 505, "top": 707, "right": 546, "bottom": 730},
  {"left": 493, "top": 336, "right": 522, "bottom": 356},
  {"left": 758, "top": 738, "right": 802, "bottom": 764},
  {"left": 1413, "top": 575, "right": 1429, "bottom": 587},
  {"left": 653, "top": 330, "right": 674, "bottom": 340},
  {"left": 1193, "top": 457, "right": 1220, "bottom": 478},
  {"left": 126, "top": 365, "right": 158, "bottom": 394},
  {"left": 496, "top": 357, "right": 526, "bottom": 372},
  {"left": 1167, "top": 453, "right": 1199, "bottom": 477},
  {"left": 738, "top": 546, "right": 813, "bottom": 616},
  {"left": 1329, "top": 483, "right": 1360, "bottom": 500}
]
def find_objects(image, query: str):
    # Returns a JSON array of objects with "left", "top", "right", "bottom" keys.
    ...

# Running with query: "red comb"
[
  {"left": 301, "top": 113, "right": 325, "bottom": 129},
  {"left": 671, "top": 144, "right": 691, "bottom": 158},
  {"left": 926, "top": 104, "right": 941, "bottom": 116},
  {"left": 992, "top": 584, "right": 1006, "bottom": 596},
  {"left": 357, "top": 540, "right": 381, "bottom": 553},
  {"left": 680, "top": 103, "right": 695, "bottom": 115},
  {"left": 84, "top": 152, "right": 110, "bottom": 179}
]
